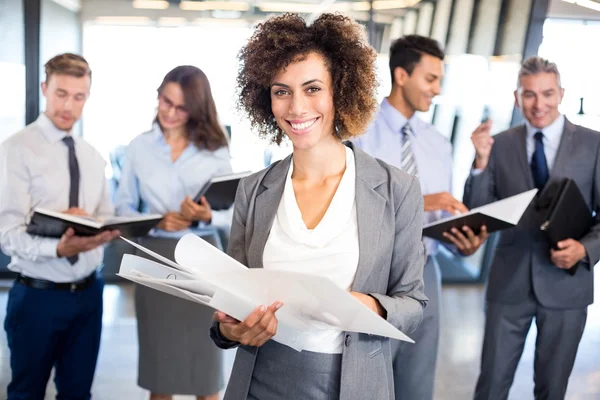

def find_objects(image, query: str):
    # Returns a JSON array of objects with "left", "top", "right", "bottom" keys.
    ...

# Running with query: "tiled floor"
[{"left": 0, "top": 277, "right": 598, "bottom": 400}]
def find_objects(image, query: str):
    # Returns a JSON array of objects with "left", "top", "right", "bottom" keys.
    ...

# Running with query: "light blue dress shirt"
[
  {"left": 115, "top": 123, "right": 233, "bottom": 239},
  {"left": 353, "top": 98, "right": 453, "bottom": 256}
]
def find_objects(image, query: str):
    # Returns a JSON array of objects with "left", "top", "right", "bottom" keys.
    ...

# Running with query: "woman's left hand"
[
  {"left": 180, "top": 195, "right": 212, "bottom": 223},
  {"left": 350, "top": 292, "right": 386, "bottom": 318}
]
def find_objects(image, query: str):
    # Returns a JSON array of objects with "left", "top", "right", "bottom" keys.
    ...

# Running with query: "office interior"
[{"left": 0, "top": 0, "right": 599, "bottom": 398}]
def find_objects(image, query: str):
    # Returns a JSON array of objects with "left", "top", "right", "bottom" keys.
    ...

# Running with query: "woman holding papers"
[
  {"left": 209, "top": 14, "right": 427, "bottom": 400},
  {"left": 116, "top": 65, "right": 231, "bottom": 400}
]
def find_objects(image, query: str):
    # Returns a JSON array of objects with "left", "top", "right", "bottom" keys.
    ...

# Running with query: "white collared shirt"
[
  {"left": 0, "top": 113, "right": 114, "bottom": 282},
  {"left": 262, "top": 146, "right": 359, "bottom": 354},
  {"left": 524, "top": 114, "right": 565, "bottom": 171}
]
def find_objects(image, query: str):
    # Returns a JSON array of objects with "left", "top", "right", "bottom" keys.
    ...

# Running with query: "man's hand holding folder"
[
  {"left": 56, "top": 208, "right": 120, "bottom": 258},
  {"left": 550, "top": 239, "right": 587, "bottom": 271},
  {"left": 424, "top": 191, "right": 488, "bottom": 256}
]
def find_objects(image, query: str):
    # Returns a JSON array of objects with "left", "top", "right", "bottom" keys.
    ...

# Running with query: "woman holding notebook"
[
  {"left": 115, "top": 65, "right": 231, "bottom": 400},
  {"left": 209, "top": 13, "right": 427, "bottom": 400}
]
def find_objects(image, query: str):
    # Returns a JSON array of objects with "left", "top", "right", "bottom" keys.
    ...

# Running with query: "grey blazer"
[
  {"left": 464, "top": 119, "right": 600, "bottom": 308},
  {"left": 210, "top": 142, "right": 428, "bottom": 400}
]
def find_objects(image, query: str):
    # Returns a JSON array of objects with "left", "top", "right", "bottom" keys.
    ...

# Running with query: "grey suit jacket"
[
  {"left": 464, "top": 119, "right": 600, "bottom": 308},
  {"left": 211, "top": 142, "right": 428, "bottom": 400}
]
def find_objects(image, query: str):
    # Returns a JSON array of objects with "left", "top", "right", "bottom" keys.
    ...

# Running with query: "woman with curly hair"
[{"left": 209, "top": 13, "right": 427, "bottom": 400}]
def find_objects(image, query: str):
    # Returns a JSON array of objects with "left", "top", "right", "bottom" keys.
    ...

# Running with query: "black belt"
[{"left": 16, "top": 272, "right": 97, "bottom": 293}]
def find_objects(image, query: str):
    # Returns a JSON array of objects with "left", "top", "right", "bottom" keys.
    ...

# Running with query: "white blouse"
[{"left": 262, "top": 146, "right": 360, "bottom": 354}]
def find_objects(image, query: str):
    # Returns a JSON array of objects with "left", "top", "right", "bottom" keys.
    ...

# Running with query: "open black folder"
[
  {"left": 536, "top": 178, "right": 594, "bottom": 275},
  {"left": 193, "top": 171, "right": 251, "bottom": 210},
  {"left": 26, "top": 208, "right": 162, "bottom": 238},
  {"left": 423, "top": 189, "right": 538, "bottom": 244}
]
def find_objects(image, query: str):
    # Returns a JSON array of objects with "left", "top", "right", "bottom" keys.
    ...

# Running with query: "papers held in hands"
[
  {"left": 422, "top": 189, "right": 538, "bottom": 244},
  {"left": 193, "top": 171, "right": 251, "bottom": 210},
  {"left": 117, "top": 233, "right": 414, "bottom": 352},
  {"left": 26, "top": 208, "right": 162, "bottom": 238}
]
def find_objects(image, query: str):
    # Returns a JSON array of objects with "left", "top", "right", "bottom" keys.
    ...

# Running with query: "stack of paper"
[{"left": 118, "top": 234, "right": 414, "bottom": 351}]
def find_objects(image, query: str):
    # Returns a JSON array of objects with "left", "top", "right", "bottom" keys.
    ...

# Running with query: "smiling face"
[
  {"left": 157, "top": 82, "right": 190, "bottom": 131},
  {"left": 394, "top": 53, "right": 443, "bottom": 113},
  {"left": 515, "top": 72, "right": 564, "bottom": 129},
  {"left": 270, "top": 52, "right": 337, "bottom": 151}
]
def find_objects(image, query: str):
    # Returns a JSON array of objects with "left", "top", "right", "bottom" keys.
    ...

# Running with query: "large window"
[
  {"left": 82, "top": 22, "right": 272, "bottom": 177},
  {"left": 539, "top": 18, "right": 600, "bottom": 131},
  {"left": 0, "top": 0, "right": 26, "bottom": 143}
]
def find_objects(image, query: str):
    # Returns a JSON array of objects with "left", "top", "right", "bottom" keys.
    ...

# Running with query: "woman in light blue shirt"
[{"left": 116, "top": 65, "right": 231, "bottom": 400}]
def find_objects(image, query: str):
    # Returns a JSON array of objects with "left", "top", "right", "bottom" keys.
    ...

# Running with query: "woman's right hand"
[
  {"left": 214, "top": 302, "right": 283, "bottom": 347},
  {"left": 157, "top": 212, "right": 192, "bottom": 231}
]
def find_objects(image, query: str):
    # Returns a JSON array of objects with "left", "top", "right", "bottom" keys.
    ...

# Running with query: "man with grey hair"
[{"left": 464, "top": 55, "right": 600, "bottom": 399}]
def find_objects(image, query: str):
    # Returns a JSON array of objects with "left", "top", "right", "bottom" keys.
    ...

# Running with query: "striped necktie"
[{"left": 401, "top": 123, "right": 418, "bottom": 177}]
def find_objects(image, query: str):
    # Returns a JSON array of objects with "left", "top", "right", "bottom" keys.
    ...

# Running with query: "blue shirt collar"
[{"left": 380, "top": 98, "right": 419, "bottom": 136}]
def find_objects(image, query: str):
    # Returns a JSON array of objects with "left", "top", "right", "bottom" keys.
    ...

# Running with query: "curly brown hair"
[{"left": 237, "top": 13, "right": 378, "bottom": 144}]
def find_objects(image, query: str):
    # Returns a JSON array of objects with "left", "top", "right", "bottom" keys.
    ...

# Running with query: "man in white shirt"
[{"left": 0, "top": 53, "right": 119, "bottom": 399}]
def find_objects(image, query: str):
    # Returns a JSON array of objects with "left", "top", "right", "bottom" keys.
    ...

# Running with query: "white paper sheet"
[
  {"left": 174, "top": 233, "right": 247, "bottom": 274},
  {"left": 117, "top": 233, "right": 416, "bottom": 351},
  {"left": 473, "top": 188, "right": 538, "bottom": 224}
]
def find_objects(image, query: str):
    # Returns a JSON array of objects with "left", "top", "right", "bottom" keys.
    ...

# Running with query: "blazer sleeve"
[
  {"left": 463, "top": 142, "right": 499, "bottom": 209},
  {"left": 369, "top": 176, "right": 428, "bottom": 334},
  {"left": 579, "top": 139, "right": 600, "bottom": 267},
  {"left": 209, "top": 177, "right": 250, "bottom": 349}
]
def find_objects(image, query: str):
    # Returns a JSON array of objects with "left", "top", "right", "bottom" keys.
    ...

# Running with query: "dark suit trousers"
[
  {"left": 4, "top": 276, "right": 104, "bottom": 400},
  {"left": 392, "top": 256, "right": 440, "bottom": 400},
  {"left": 474, "top": 292, "right": 587, "bottom": 400}
]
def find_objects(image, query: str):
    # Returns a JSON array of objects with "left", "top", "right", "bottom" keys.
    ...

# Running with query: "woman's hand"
[
  {"left": 214, "top": 302, "right": 283, "bottom": 347},
  {"left": 180, "top": 195, "right": 212, "bottom": 223},
  {"left": 157, "top": 212, "right": 192, "bottom": 231},
  {"left": 351, "top": 292, "right": 386, "bottom": 318}
]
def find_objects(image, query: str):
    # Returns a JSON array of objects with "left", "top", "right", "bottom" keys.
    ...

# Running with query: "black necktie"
[
  {"left": 531, "top": 131, "right": 549, "bottom": 190},
  {"left": 62, "top": 136, "right": 80, "bottom": 265}
]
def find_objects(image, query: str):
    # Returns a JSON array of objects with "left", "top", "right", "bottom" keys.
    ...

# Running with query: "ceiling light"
[
  {"left": 132, "top": 0, "right": 169, "bottom": 9},
  {"left": 180, "top": 1, "right": 249, "bottom": 11}
]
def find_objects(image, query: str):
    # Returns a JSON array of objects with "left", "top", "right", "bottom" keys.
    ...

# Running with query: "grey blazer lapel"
[
  {"left": 516, "top": 125, "right": 535, "bottom": 188},
  {"left": 246, "top": 156, "right": 290, "bottom": 270},
  {"left": 550, "top": 118, "right": 576, "bottom": 176},
  {"left": 348, "top": 144, "right": 387, "bottom": 292}
]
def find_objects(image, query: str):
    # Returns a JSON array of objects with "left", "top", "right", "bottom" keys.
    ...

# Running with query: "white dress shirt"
[
  {"left": 0, "top": 113, "right": 114, "bottom": 282},
  {"left": 471, "top": 114, "right": 565, "bottom": 177},
  {"left": 525, "top": 114, "right": 565, "bottom": 171},
  {"left": 262, "top": 146, "right": 359, "bottom": 354}
]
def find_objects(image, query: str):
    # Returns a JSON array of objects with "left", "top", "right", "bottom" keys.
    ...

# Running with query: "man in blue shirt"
[{"left": 353, "top": 35, "right": 489, "bottom": 400}]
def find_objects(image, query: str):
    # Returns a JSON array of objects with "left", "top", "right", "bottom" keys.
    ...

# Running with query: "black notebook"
[
  {"left": 193, "top": 171, "right": 251, "bottom": 211},
  {"left": 536, "top": 178, "right": 593, "bottom": 275},
  {"left": 27, "top": 208, "right": 163, "bottom": 238},
  {"left": 422, "top": 189, "right": 538, "bottom": 244}
]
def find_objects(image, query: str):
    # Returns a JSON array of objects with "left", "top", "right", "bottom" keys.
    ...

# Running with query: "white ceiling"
[{"left": 548, "top": 0, "right": 600, "bottom": 20}]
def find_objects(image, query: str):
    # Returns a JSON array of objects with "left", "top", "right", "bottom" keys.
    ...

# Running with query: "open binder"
[
  {"left": 193, "top": 171, "right": 251, "bottom": 210},
  {"left": 423, "top": 189, "right": 538, "bottom": 244},
  {"left": 26, "top": 208, "right": 162, "bottom": 238}
]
